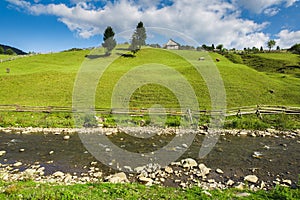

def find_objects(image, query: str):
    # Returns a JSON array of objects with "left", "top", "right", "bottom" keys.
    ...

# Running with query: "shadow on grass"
[
  {"left": 116, "top": 53, "right": 136, "bottom": 58},
  {"left": 85, "top": 54, "right": 111, "bottom": 59}
]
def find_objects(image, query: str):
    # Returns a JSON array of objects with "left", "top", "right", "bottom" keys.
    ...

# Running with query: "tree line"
[{"left": 0, "top": 46, "right": 16, "bottom": 55}]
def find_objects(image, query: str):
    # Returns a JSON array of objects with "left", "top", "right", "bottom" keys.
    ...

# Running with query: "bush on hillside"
[
  {"left": 224, "top": 53, "right": 244, "bottom": 64},
  {"left": 6, "top": 48, "right": 16, "bottom": 55},
  {"left": 288, "top": 44, "right": 300, "bottom": 54},
  {"left": 0, "top": 46, "right": 4, "bottom": 54}
]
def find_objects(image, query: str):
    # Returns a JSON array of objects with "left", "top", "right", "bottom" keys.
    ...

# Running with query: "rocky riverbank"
[
  {"left": 0, "top": 126, "right": 299, "bottom": 190},
  {"left": 1, "top": 126, "right": 300, "bottom": 138},
  {"left": 0, "top": 157, "right": 296, "bottom": 191}
]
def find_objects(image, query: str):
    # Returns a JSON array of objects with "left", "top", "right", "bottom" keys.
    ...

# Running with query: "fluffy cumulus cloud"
[
  {"left": 275, "top": 30, "right": 300, "bottom": 48},
  {"left": 6, "top": 0, "right": 298, "bottom": 49}
]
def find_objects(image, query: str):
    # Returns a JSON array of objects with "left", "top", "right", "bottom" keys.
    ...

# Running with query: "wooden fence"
[{"left": 0, "top": 104, "right": 299, "bottom": 117}]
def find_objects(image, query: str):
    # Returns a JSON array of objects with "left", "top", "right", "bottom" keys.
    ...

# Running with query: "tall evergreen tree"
[
  {"left": 130, "top": 21, "right": 147, "bottom": 52},
  {"left": 102, "top": 26, "right": 117, "bottom": 55},
  {"left": 136, "top": 21, "right": 147, "bottom": 49}
]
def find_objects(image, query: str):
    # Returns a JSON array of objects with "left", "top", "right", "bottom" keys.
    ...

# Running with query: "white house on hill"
[{"left": 164, "top": 39, "right": 180, "bottom": 50}]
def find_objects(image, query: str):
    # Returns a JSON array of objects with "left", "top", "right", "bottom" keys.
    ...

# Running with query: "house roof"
[{"left": 166, "top": 39, "right": 180, "bottom": 46}]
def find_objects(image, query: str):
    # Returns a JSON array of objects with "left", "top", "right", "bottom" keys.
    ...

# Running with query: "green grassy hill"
[
  {"left": 0, "top": 47, "right": 299, "bottom": 109},
  {"left": 241, "top": 52, "right": 300, "bottom": 77}
]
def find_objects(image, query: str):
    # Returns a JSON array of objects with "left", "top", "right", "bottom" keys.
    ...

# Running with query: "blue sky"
[{"left": 1, "top": 0, "right": 299, "bottom": 53}]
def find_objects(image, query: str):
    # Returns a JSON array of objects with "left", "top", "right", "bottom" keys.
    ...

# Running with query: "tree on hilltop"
[
  {"left": 102, "top": 26, "right": 117, "bottom": 55},
  {"left": 267, "top": 40, "right": 276, "bottom": 52},
  {"left": 130, "top": 21, "right": 147, "bottom": 53},
  {"left": 216, "top": 44, "right": 223, "bottom": 51}
]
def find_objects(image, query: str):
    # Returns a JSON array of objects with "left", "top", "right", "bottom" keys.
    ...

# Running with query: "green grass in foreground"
[
  {"left": 0, "top": 181, "right": 299, "bottom": 200},
  {"left": 1, "top": 111, "right": 299, "bottom": 130}
]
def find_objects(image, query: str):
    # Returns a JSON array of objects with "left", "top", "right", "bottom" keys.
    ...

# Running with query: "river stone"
[
  {"left": 63, "top": 135, "right": 70, "bottom": 140},
  {"left": 134, "top": 166, "right": 145, "bottom": 173},
  {"left": 0, "top": 150, "right": 6, "bottom": 156},
  {"left": 244, "top": 175, "right": 258, "bottom": 183},
  {"left": 23, "top": 169, "right": 36, "bottom": 179},
  {"left": 165, "top": 166, "right": 173, "bottom": 174},
  {"left": 282, "top": 179, "right": 292, "bottom": 186},
  {"left": 93, "top": 172, "right": 103, "bottom": 178},
  {"left": 13, "top": 162, "right": 23, "bottom": 167},
  {"left": 216, "top": 168, "right": 224, "bottom": 174},
  {"left": 226, "top": 179, "right": 235, "bottom": 186},
  {"left": 105, "top": 172, "right": 129, "bottom": 183},
  {"left": 198, "top": 164, "right": 211, "bottom": 176},
  {"left": 53, "top": 171, "right": 65, "bottom": 177},
  {"left": 235, "top": 183, "right": 245, "bottom": 190},
  {"left": 181, "top": 158, "right": 198, "bottom": 168}
]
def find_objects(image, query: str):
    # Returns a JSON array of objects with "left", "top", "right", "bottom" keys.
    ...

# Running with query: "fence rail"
[{"left": 0, "top": 104, "right": 299, "bottom": 117}]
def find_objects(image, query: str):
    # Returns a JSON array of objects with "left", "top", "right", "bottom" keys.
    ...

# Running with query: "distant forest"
[{"left": 0, "top": 44, "right": 27, "bottom": 55}]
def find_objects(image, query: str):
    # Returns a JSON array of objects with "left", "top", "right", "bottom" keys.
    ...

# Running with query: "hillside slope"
[{"left": 0, "top": 47, "right": 299, "bottom": 109}]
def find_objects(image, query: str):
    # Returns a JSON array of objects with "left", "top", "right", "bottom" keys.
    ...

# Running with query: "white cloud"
[
  {"left": 234, "top": 0, "right": 298, "bottom": 14},
  {"left": 263, "top": 7, "right": 280, "bottom": 16},
  {"left": 4, "top": 0, "right": 276, "bottom": 49},
  {"left": 275, "top": 29, "right": 300, "bottom": 48}
]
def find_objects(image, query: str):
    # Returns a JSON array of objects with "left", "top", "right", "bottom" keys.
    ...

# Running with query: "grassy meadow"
[{"left": 0, "top": 46, "right": 299, "bottom": 127}]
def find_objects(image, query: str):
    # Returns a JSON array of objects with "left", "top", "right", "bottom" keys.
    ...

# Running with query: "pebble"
[
  {"left": 198, "top": 164, "right": 211, "bottom": 177},
  {"left": 216, "top": 168, "right": 224, "bottom": 174},
  {"left": 53, "top": 171, "right": 65, "bottom": 178},
  {"left": 105, "top": 172, "right": 129, "bottom": 184},
  {"left": 63, "top": 135, "right": 70, "bottom": 140},
  {"left": 49, "top": 151, "right": 54, "bottom": 155},
  {"left": 244, "top": 175, "right": 259, "bottom": 183},
  {"left": 165, "top": 166, "right": 173, "bottom": 174},
  {"left": 0, "top": 150, "right": 6, "bottom": 156},
  {"left": 13, "top": 162, "right": 23, "bottom": 167},
  {"left": 226, "top": 179, "right": 235, "bottom": 186},
  {"left": 19, "top": 149, "right": 25, "bottom": 152},
  {"left": 282, "top": 179, "right": 292, "bottom": 186},
  {"left": 181, "top": 158, "right": 198, "bottom": 168}
]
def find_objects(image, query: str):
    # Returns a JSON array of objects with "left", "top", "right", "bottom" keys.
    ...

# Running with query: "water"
[{"left": 0, "top": 131, "right": 299, "bottom": 186}]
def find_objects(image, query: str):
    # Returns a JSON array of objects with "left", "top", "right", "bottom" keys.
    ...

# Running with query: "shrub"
[{"left": 224, "top": 53, "right": 243, "bottom": 64}]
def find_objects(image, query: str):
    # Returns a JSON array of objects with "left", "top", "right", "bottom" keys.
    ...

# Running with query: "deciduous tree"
[{"left": 267, "top": 40, "right": 276, "bottom": 51}]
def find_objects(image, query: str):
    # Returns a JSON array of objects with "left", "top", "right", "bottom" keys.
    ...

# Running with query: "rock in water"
[
  {"left": 13, "top": 162, "right": 22, "bottom": 167},
  {"left": 63, "top": 135, "right": 70, "bottom": 140},
  {"left": 216, "top": 168, "right": 224, "bottom": 174},
  {"left": 244, "top": 175, "right": 258, "bottom": 183},
  {"left": 0, "top": 150, "right": 6, "bottom": 156}
]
